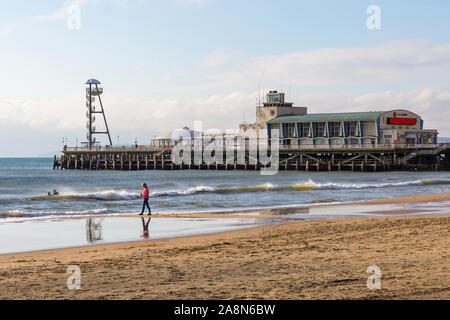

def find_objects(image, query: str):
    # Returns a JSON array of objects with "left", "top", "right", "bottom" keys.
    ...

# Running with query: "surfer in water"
[
  {"left": 139, "top": 183, "right": 151, "bottom": 215},
  {"left": 48, "top": 190, "right": 59, "bottom": 196}
]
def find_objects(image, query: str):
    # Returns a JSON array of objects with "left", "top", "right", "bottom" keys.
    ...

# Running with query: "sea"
[{"left": 0, "top": 158, "right": 449, "bottom": 254}]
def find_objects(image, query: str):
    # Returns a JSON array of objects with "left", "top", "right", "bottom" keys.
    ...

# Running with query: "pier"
[
  {"left": 53, "top": 143, "right": 450, "bottom": 172},
  {"left": 53, "top": 81, "right": 450, "bottom": 172}
]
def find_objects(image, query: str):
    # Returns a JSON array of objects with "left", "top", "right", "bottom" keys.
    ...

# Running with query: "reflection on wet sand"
[
  {"left": 86, "top": 218, "right": 103, "bottom": 243},
  {"left": 141, "top": 217, "right": 151, "bottom": 239},
  {"left": 263, "top": 207, "right": 310, "bottom": 215}
]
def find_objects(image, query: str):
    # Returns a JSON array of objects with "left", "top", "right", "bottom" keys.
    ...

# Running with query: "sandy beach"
[{"left": 0, "top": 192, "right": 449, "bottom": 299}]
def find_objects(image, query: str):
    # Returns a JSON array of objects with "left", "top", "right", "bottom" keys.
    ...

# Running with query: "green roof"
[{"left": 268, "top": 111, "right": 384, "bottom": 124}]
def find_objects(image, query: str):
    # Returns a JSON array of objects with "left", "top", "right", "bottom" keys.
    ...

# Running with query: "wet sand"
[
  {"left": 336, "top": 192, "right": 450, "bottom": 205},
  {"left": 0, "top": 212, "right": 448, "bottom": 299}
]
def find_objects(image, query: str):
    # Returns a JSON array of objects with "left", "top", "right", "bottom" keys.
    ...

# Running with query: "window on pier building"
[
  {"left": 329, "top": 122, "right": 341, "bottom": 137},
  {"left": 345, "top": 121, "right": 358, "bottom": 137},
  {"left": 299, "top": 123, "right": 310, "bottom": 137},
  {"left": 285, "top": 123, "right": 297, "bottom": 138},
  {"left": 314, "top": 122, "right": 326, "bottom": 137}
]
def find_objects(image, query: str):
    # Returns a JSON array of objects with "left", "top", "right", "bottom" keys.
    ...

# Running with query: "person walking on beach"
[{"left": 139, "top": 183, "right": 151, "bottom": 215}]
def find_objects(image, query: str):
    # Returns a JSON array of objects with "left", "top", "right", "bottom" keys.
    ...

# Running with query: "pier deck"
[{"left": 53, "top": 143, "right": 450, "bottom": 172}]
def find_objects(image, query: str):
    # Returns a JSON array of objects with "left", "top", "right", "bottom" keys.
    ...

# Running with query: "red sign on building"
[{"left": 387, "top": 118, "right": 417, "bottom": 125}]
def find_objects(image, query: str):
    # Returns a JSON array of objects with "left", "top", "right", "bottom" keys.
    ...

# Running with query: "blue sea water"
[{"left": 0, "top": 158, "right": 449, "bottom": 220}]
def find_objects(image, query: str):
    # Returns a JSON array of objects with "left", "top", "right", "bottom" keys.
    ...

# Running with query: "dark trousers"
[{"left": 141, "top": 198, "right": 151, "bottom": 214}]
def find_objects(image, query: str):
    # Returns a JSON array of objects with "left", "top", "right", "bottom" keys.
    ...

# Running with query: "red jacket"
[{"left": 142, "top": 188, "right": 149, "bottom": 199}]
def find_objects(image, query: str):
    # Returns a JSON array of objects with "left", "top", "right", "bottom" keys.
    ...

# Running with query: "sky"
[{"left": 0, "top": 0, "right": 450, "bottom": 156}]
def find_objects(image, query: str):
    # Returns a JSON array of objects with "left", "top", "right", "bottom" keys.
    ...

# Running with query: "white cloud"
[
  {"left": 0, "top": 26, "right": 14, "bottom": 37},
  {"left": 0, "top": 98, "right": 81, "bottom": 130},
  {"left": 105, "top": 91, "right": 254, "bottom": 133},
  {"left": 93, "top": 87, "right": 450, "bottom": 137},
  {"left": 198, "top": 40, "right": 450, "bottom": 90}
]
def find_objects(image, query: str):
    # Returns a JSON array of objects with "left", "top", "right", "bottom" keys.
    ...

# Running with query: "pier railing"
[
  {"left": 63, "top": 143, "right": 443, "bottom": 153},
  {"left": 278, "top": 143, "right": 441, "bottom": 151},
  {"left": 64, "top": 146, "right": 164, "bottom": 152}
]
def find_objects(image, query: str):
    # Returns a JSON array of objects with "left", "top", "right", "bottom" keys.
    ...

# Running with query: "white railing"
[
  {"left": 64, "top": 145, "right": 164, "bottom": 152},
  {"left": 63, "top": 143, "right": 445, "bottom": 153},
  {"left": 277, "top": 143, "right": 439, "bottom": 150}
]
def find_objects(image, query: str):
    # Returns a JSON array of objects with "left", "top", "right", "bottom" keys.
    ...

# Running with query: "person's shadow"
[{"left": 141, "top": 217, "right": 151, "bottom": 239}]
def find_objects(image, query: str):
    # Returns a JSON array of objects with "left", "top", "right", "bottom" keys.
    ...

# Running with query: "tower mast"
[{"left": 85, "top": 79, "right": 112, "bottom": 148}]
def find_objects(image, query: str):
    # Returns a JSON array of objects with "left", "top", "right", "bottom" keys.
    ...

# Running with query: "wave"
[
  {"left": 151, "top": 185, "right": 216, "bottom": 197},
  {"left": 217, "top": 183, "right": 315, "bottom": 192},
  {"left": 312, "top": 180, "right": 425, "bottom": 190},
  {"left": 133, "top": 179, "right": 450, "bottom": 197},
  {"left": 15, "top": 179, "right": 450, "bottom": 203},
  {"left": 0, "top": 208, "right": 108, "bottom": 218},
  {"left": 31, "top": 190, "right": 139, "bottom": 201}
]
